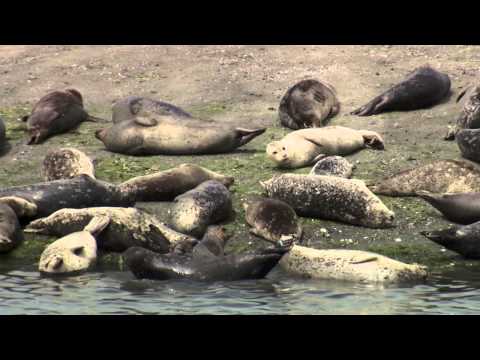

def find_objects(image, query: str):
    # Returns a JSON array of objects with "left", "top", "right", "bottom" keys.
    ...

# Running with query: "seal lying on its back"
[
  {"left": 261, "top": 174, "right": 395, "bottom": 228},
  {"left": 279, "top": 245, "right": 428, "bottom": 284},
  {"left": 0, "top": 175, "right": 134, "bottom": 219},
  {"left": 266, "top": 126, "right": 384, "bottom": 169},
  {"left": 25, "top": 207, "right": 197, "bottom": 253},
  {"left": 445, "top": 84, "right": 480, "bottom": 140},
  {"left": 421, "top": 221, "right": 480, "bottom": 259},
  {"left": 457, "top": 128, "right": 480, "bottom": 163},
  {"left": 42, "top": 148, "right": 95, "bottom": 181},
  {"left": 95, "top": 115, "right": 266, "bottom": 155},
  {"left": 38, "top": 216, "right": 110, "bottom": 275},
  {"left": 369, "top": 160, "right": 480, "bottom": 196},
  {"left": 118, "top": 164, "right": 234, "bottom": 202},
  {"left": 417, "top": 191, "right": 480, "bottom": 225},
  {"left": 112, "top": 96, "right": 193, "bottom": 123},
  {"left": 22, "top": 89, "right": 107, "bottom": 145},
  {"left": 279, "top": 79, "right": 340, "bottom": 130},
  {"left": 351, "top": 65, "right": 451, "bottom": 116},
  {"left": 309, "top": 156, "right": 355, "bottom": 178}
]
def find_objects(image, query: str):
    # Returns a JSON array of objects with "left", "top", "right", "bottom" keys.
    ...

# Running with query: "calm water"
[{"left": 1, "top": 262, "right": 480, "bottom": 315}]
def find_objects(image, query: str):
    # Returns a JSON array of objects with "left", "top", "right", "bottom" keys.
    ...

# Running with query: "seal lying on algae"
[
  {"left": 42, "top": 148, "right": 95, "bottom": 181},
  {"left": 38, "top": 216, "right": 110, "bottom": 275},
  {"left": 119, "top": 164, "right": 234, "bottom": 202},
  {"left": 445, "top": 84, "right": 480, "bottom": 140},
  {"left": 309, "top": 156, "right": 354, "bottom": 178},
  {"left": 261, "top": 174, "right": 395, "bottom": 228},
  {"left": 279, "top": 245, "right": 428, "bottom": 284},
  {"left": 369, "top": 160, "right": 480, "bottom": 196},
  {"left": 25, "top": 207, "right": 197, "bottom": 254},
  {"left": 457, "top": 128, "right": 480, "bottom": 163}
]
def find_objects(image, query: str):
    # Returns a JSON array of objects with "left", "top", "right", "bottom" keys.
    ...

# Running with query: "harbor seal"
[
  {"left": 170, "top": 180, "right": 232, "bottom": 238},
  {"left": 38, "top": 215, "right": 110, "bottom": 275},
  {"left": 445, "top": 84, "right": 480, "bottom": 140},
  {"left": 266, "top": 126, "right": 384, "bottom": 169},
  {"left": 369, "top": 160, "right": 480, "bottom": 196},
  {"left": 351, "top": 65, "right": 451, "bottom": 116},
  {"left": 42, "top": 148, "right": 95, "bottom": 181},
  {"left": 190, "top": 226, "right": 229, "bottom": 258},
  {"left": 22, "top": 89, "right": 107, "bottom": 145},
  {"left": 0, "top": 202, "right": 24, "bottom": 253},
  {"left": 118, "top": 164, "right": 234, "bottom": 202},
  {"left": 0, "top": 116, "right": 5, "bottom": 149},
  {"left": 279, "top": 245, "right": 428, "bottom": 284},
  {"left": 309, "top": 156, "right": 355, "bottom": 178},
  {"left": 260, "top": 174, "right": 395, "bottom": 228},
  {"left": 25, "top": 207, "right": 197, "bottom": 253},
  {"left": 0, "top": 174, "right": 134, "bottom": 219},
  {"left": 421, "top": 221, "right": 480, "bottom": 259},
  {"left": 112, "top": 96, "right": 193, "bottom": 123},
  {"left": 278, "top": 79, "right": 340, "bottom": 130},
  {"left": 457, "top": 128, "right": 480, "bottom": 163},
  {"left": 243, "top": 197, "right": 302, "bottom": 243},
  {"left": 95, "top": 115, "right": 266, "bottom": 155},
  {"left": 417, "top": 191, "right": 480, "bottom": 225}
]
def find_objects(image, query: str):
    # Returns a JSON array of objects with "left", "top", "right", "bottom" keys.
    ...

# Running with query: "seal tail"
[
  {"left": 86, "top": 115, "right": 110, "bottom": 123},
  {"left": 236, "top": 128, "right": 266, "bottom": 146},
  {"left": 84, "top": 215, "right": 111, "bottom": 236}
]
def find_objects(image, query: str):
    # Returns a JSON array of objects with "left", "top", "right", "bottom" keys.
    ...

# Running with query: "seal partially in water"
[
  {"left": 351, "top": 65, "right": 451, "bottom": 116},
  {"left": 266, "top": 126, "right": 384, "bottom": 169},
  {"left": 0, "top": 201, "right": 25, "bottom": 253},
  {"left": 118, "top": 164, "right": 234, "bottom": 202},
  {"left": 261, "top": 174, "right": 395, "bottom": 228},
  {"left": 279, "top": 245, "right": 428, "bottom": 284},
  {"left": 42, "top": 148, "right": 95, "bottom": 181},
  {"left": 457, "top": 128, "right": 480, "bottom": 163},
  {"left": 38, "top": 215, "right": 110, "bottom": 275},
  {"left": 23, "top": 89, "right": 107, "bottom": 145},
  {"left": 279, "top": 79, "right": 340, "bottom": 130},
  {"left": 445, "top": 84, "right": 480, "bottom": 140},
  {"left": 309, "top": 156, "right": 355, "bottom": 178},
  {"left": 368, "top": 160, "right": 480, "bottom": 196}
]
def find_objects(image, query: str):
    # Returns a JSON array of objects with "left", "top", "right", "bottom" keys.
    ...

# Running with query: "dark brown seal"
[{"left": 445, "top": 84, "right": 480, "bottom": 140}]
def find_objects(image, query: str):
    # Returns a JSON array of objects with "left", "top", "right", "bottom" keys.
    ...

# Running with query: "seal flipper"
[
  {"left": 83, "top": 215, "right": 111, "bottom": 237},
  {"left": 134, "top": 116, "right": 158, "bottom": 127},
  {"left": 85, "top": 115, "right": 110, "bottom": 123},
  {"left": 350, "top": 256, "right": 378, "bottom": 264},
  {"left": 457, "top": 87, "right": 471, "bottom": 103},
  {"left": 236, "top": 128, "right": 266, "bottom": 146},
  {"left": 351, "top": 96, "right": 386, "bottom": 116},
  {"left": 0, "top": 196, "right": 37, "bottom": 218}
]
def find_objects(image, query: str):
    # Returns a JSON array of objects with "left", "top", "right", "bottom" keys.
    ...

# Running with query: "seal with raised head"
[
  {"left": 266, "top": 126, "right": 384, "bottom": 169},
  {"left": 369, "top": 159, "right": 480, "bottom": 196},
  {"left": 22, "top": 89, "right": 107, "bottom": 145},
  {"left": 351, "top": 65, "right": 451, "bottom": 116},
  {"left": 112, "top": 96, "right": 193, "bottom": 123},
  {"left": 0, "top": 174, "right": 134, "bottom": 219},
  {"left": 42, "top": 148, "right": 95, "bottom": 181},
  {"left": 278, "top": 79, "right": 340, "bottom": 130},
  {"left": 309, "top": 155, "right": 355, "bottom": 178},
  {"left": 261, "top": 174, "right": 395, "bottom": 228},
  {"left": 243, "top": 197, "right": 302, "bottom": 243},
  {"left": 25, "top": 207, "right": 197, "bottom": 253},
  {"left": 417, "top": 191, "right": 480, "bottom": 225},
  {"left": 118, "top": 164, "right": 234, "bottom": 202},
  {"left": 0, "top": 201, "right": 25, "bottom": 253},
  {"left": 95, "top": 115, "right": 266, "bottom": 155},
  {"left": 445, "top": 84, "right": 480, "bottom": 140},
  {"left": 279, "top": 245, "right": 428, "bottom": 284},
  {"left": 457, "top": 128, "right": 480, "bottom": 163},
  {"left": 170, "top": 180, "right": 232, "bottom": 238},
  {"left": 421, "top": 221, "right": 480, "bottom": 259},
  {"left": 38, "top": 215, "right": 110, "bottom": 275}
]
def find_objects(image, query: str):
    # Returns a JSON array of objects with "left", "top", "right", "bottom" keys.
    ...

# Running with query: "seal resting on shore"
[
  {"left": 278, "top": 79, "right": 340, "bottom": 130},
  {"left": 445, "top": 84, "right": 480, "bottom": 140},
  {"left": 309, "top": 156, "right": 355, "bottom": 178},
  {"left": 0, "top": 201, "right": 25, "bottom": 253},
  {"left": 0, "top": 116, "right": 5, "bottom": 149},
  {"left": 42, "top": 148, "right": 95, "bottom": 181},
  {"left": 351, "top": 65, "right": 451, "bottom": 116},
  {"left": 457, "top": 128, "right": 480, "bottom": 163},
  {"left": 266, "top": 126, "right": 384, "bottom": 169}
]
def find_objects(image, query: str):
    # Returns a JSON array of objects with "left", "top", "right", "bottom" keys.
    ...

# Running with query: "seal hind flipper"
[
  {"left": 351, "top": 96, "right": 388, "bottom": 116},
  {"left": 236, "top": 128, "right": 266, "bottom": 146}
]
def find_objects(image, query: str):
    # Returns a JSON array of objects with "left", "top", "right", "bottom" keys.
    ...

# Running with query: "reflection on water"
[{"left": 1, "top": 264, "right": 480, "bottom": 314}]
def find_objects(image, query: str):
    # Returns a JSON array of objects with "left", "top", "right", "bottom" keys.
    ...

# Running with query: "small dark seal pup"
[
  {"left": 421, "top": 222, "right": 480, "bottom": 259},
  {"left": 23, "top": 89, "right": 106, "bottom": 144},
  {"left": 417, "top": 191, "right": 480, "bottom": 225},
  {"left": 0, "top": 202, "right": 24, "bottom": 253},
  {"left": 457, "top": 128, "right": 480, "bottom": 163},
  {"left": 351, "top": 66, "right": 451, "bottom": 116},
  {"left": 445, "top": 84, "right": 480, "bottom": 140},
  {"left": 279, "top": 79, "right": 340, "bottom": 130}
]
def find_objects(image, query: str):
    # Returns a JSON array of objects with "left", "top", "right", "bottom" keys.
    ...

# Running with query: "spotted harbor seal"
[
  {"left": 42, "top": 148, "right": 95, "bottom": 181},
  {"left": 279, "top": 79, "right": 340, "bottom": 130},
  {"left": 261, "top": 174, "right": 395, "bottom": 228},
  {"left": 95, "top": 115, "right": 266, "bottom": 155},
  {"left": 0, "top": 202, "right": 24, "bottom": 253},
  {"left": 309, "top": 156, "right": 355, "bottom": 178},
  {"left": 421, "top": 221, "right": 480, "bottom": 259},
  {"left": 25, "top": 207, "right": 197, "bottom": 253},
  {"left": 445, "top": 84, "right": 480, "bottom": 140},
  {"left": 279, "top": 245, "right": 428, "bottom": 284},
  {"left": 369, "top": 160, "right": 480, "bottom": 196},
  {"left": 118, "top": 164, "right": 234, "bottom": 202},
  {"left": 266, "top": 126, "right": 384, "bottom": 169},
  {"left": 170, "top": 180, "right": 232, "bottom": 238},
  {"left": 457, "top": 128, "right": 480, "bottom": 163},
  {"left": 38, "top": 215, "right": 110, "bottom": 275},
  {"left": 243, "top": 197, "right": 302, "bottom": 243},
  {"left": 112, "top": 96, "right": 193, "bottom": 123},
  {"left": 22, "top": 89, "right": 107, "bottom": 145},
  {"left": 351, "top": 65, "right": 451, "bottom": 116},
  {"left": 0, "top": 174, "right": 134, "bottom": 219}
]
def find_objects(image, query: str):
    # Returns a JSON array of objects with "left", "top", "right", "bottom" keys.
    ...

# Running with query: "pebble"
[{"left": 394, "top": 238, "right": 402, "bottom": 243}]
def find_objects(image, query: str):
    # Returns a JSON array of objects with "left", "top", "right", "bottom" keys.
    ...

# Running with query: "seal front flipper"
[
  {"left": 134, "top": 116, "right": 158, "bottom": 127},
  {"left": 349, "top": 256, "right": 378, "bottom": 264},
  {"left": 0, "top": 196, "right": 37, "bottom": 218},
  {"left": 84, "top": 215, "right": 111, "bottom": 236}
]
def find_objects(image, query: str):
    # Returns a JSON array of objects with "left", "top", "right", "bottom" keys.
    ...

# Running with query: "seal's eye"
[
  {"left": 273, "top": 151, "right": 277, "bottom": 155},
  {"left": 282, "top": 147, "right": 286, "bottom": 150},
  {"left": 72, "top": 246, "right": 85, "bottom": 256}
]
